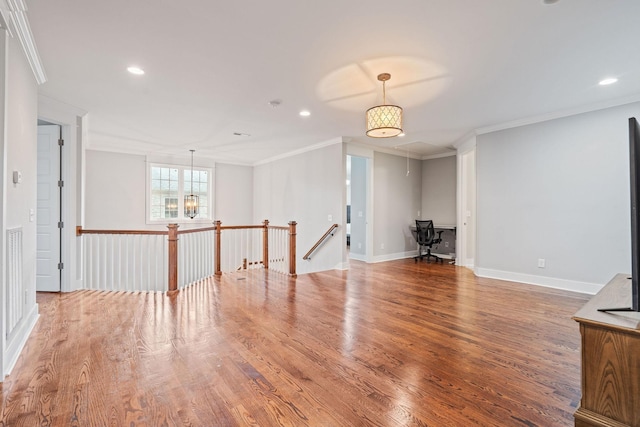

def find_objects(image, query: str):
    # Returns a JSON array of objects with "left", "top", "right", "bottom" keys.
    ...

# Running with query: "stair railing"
[
  {"left": 77, "top": 219, "right": 297, "bottom": 293},
  {"left": 303, "top": 224, "right": 338, "bottom": 260},
  {"left": 213, "top": 220, "right": 297, "bottom": 277}
]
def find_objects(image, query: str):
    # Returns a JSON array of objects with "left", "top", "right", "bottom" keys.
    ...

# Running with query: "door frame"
[
  {"left": 38, "top": 95, "right": 87, "bottom": 292},
  {"left": 346, "top": 145, "right": 374, "bottom": 263},
  {"left": 456, "top": 136, "right": 477, "bottom": 269},
  {"left": 36, "top": 123, "right": 62, "bottom": 291}
]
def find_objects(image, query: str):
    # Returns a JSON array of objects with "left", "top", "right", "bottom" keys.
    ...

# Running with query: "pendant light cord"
[
  {"left": 190, "top": 149, "right": 194, "bottom": 195},
  {"left": 406, "top": 149, "right": 410, "bottom": 176},
  {"left": 382, "top": 80, "right": 386, "bottom": 104}
]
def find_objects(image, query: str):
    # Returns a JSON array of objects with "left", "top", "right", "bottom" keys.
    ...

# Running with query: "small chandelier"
[
  {"left": 366, "top": 73, "right": 403, "bottom": 138},
  {"left": 184, "top": 149, "right": 199, "bottom": 219}
]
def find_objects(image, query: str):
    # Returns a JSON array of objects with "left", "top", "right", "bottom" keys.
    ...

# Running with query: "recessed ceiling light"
[
  {"left": 599, "top": 77, "right": 618, "bottom": 86},
  {"left": 299, "top": 110, "right": 311, "bottom": 117},
  {"left": 127, "top": 66, "right": 145, "bottom": 75},
  {"left": 543, "top": 0, "right": 559, "bottom": 4}
]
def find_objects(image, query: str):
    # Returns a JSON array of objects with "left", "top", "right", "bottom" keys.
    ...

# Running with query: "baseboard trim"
[
  {"left": 4, "top": 303, "right": 39, "bottom": 376},
  {"left": 349, "top": 253, "right": 367, "bottom": 262},
  {"left": 372, "top": 251, "right": 417, "bottom": 264},
  {"left": 476, "top": 268, "right": 602, "bottom": 295}
]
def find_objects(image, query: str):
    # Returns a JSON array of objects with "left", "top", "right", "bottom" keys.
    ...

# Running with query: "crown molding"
[
  {"left": 38, "top": 94, "right": 88, "bottom": 120},
  {"left": 349, "top": 140, "right": 429, "bottom": 160},
  {"left": 452, "top": 132, "right": 477, "bottom": 155},
  {"left": 253, "top": 137, "right": 344, "bottom": 166},
  {"left": 1, "top": 0, "right": 46, "bottom": 84},
  {"left": 422, "top": 151, "right": 456, "bottom": 160},
  {"left": 476, "top": 93, "right": 640, "bottom": 136}
]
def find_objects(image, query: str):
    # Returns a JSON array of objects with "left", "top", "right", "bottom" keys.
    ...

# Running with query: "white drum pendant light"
[{"left": 366, "top": 73, "right": 403, "bottom": 138}]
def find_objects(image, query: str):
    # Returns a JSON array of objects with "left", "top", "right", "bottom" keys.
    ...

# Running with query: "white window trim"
[{"left": 146, "top": 160, "right": 214, "bottom": 225}]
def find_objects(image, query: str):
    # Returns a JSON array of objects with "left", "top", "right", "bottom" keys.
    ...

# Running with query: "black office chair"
[{"left": 414, "top": 220, "right": 444, "bottom": 264}]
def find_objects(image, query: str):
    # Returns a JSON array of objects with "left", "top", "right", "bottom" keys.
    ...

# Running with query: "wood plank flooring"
[{"left": 0, "top": 259, "right": 590, "bottom": 426}]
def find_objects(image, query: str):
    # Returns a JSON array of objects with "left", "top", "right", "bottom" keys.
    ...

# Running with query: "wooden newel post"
[
  {"left": 288, "top": 221, "right": 297, "bottom": 277},
  {"left": 263, "top": 219, "right": 269, "bottom": 270},
  {"left": 167, "top": 224, "right": 179, "bottom": 292},
  {"left": 214, "top": 220, "right": 222, "bottom": 276}
]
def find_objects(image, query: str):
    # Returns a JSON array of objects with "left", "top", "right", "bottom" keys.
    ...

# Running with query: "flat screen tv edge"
[{"left": 598, "top": 117, "right": 640, "bottom": 312}]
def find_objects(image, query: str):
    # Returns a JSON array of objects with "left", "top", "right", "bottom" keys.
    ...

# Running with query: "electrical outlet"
[
  {"left": 381, "top": 243, "right": 385, "bottom": 250},
  {"left": 538, "top": 258, "right": 545, "bottom": 268},
  {"left": 358, "top": 243, "right": 362, "bottom": 249},
  {"left": 328, "top": 214, "right": 332, "bottom": 221},
  {"left": 445, "top": 242, "right": 449, "bottom": 248}
]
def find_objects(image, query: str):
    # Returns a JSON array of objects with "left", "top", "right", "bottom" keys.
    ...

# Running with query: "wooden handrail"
[
  {"left": 177, "top": 226, "right": 217, "bottom": 235},
  {"left": 76, "top": 225, "right": 224, "bottom": 236},
  {"left": 303, "top": 224, "right": 338, "bottom": 260},
  {"left": 76, "top": 226, "right": 167, "bottom": 236},
  {"left": 219, "top": 225, "right": 265, "bottom": 230},
  {"left": 77, "top": 224, "right": 276, "bottom": 235}
]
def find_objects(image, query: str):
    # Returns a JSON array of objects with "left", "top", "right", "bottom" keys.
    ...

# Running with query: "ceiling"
[{"left": 26, "top": 0, "right": 640, "bottom": 165}]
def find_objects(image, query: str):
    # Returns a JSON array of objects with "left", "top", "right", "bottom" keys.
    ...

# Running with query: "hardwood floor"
[{"left": 0, "top": 259, "right": 590, "bottom": 426}]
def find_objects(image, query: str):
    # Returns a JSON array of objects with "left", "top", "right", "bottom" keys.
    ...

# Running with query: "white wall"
[
  {"left": 253, "top": 142, "right": 345, "bottom": 273},
  {"left": 476, "top": 102, "right": 640, "bottom": 294},
  {"left": 373, "top": 151, "right": 422, "bottom": 261},
  {"left": 1, "top": 30, "right": 40, "bottom": 375},
  {"left": 421, "top": 155, "right": 456, "bottom": 225},
  {"left": 215, "top": 163, "right": 252, "bottom": 225},
  {"left": 84, "top": 150, "right": 253, "bottom": 230},
  {"left": 85, "top": 150, "right": 147, "bottom": 229}
]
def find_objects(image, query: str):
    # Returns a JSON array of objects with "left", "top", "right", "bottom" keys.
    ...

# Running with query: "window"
[
  {"left": 164, "top": 197, "right": 178, "bottom": 218},
  {"left": 148, "top": 163, "right": 212, "bottom": 222}
]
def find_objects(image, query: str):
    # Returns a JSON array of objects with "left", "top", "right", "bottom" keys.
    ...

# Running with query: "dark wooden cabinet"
[{"left": 573, "top": 274, "right": 640, "bottom": 427}]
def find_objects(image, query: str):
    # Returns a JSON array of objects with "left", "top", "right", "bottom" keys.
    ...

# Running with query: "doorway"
[
  {"left": 347, "top": 155, "right": 371, "bottom": 262},
  {"left": 36, "top": 123, "right": 62, "bottom": 292}
]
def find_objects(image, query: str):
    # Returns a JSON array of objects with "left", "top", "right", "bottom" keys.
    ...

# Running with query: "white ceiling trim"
[
  {"left": 422, "top": 151, "right": 456, "bottom": 161},
  {"left": 38, "top": 94, "right": 88, "bottom": 121},
  {"left": 1, "top": 0, "right": 46, "bottom": 84},
  {"left": 252, "top": 137, "right": 344, "bottom": 166},
  {"left": 476, "top": 93, "right": 640, "bottom": 136}
]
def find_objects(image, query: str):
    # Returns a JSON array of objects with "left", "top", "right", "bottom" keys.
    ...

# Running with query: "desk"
[{"left": 410, "top": 225, "right": 456, "bottom": 260}]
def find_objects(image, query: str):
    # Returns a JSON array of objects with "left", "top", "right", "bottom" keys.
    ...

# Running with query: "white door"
[{"left": 37, "top": 125, "right": 61, "bottom": 292}]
